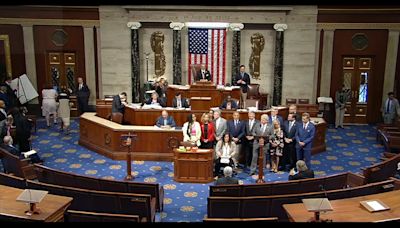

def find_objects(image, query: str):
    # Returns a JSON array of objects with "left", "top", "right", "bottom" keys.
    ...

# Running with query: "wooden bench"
[
  {"left": 203, "top": 217, "right": 278, "bottom": 222},
  {"left": 0, "top": 172, "right": 27, "bottom": 189},
  {"left": 362, "top": 153, "right": 400, "bottom": 183},
  {"left": 34, "top": 164, "right": 164, "bottom": 212},
  {"left": 65, "top": 210, "right": 140, "bottom": 222},
  {"left": 0, "top": 147, "right": 36, "bottom": 180},
  {"left": 207, "top": 179, "right": 395, "bottom": 221},
  {"left": 26, "top": 180, "right": 156, "bottom": 222},
  {"left": 210, "top": 172, "right": 365, "bottom": 197}
]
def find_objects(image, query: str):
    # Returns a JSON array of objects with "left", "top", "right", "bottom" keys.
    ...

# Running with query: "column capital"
[
  {"left": 127, "top": 22, "right": 141, "bottom": 30},
  {"left": 169, "top": 22, "right": 185, "bottom": 30},
  {"left": 273, "top": 23, "right": 288, "bottom": 32},
  {"left": 229, "top": 23, "right": 244, "bottom": 31}
]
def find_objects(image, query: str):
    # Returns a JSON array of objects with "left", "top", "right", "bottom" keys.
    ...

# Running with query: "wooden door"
[
  {"left": 47, "top": 52, "right": 77, "bottom": 92},
  {"left": 342, "top": 57, "right": 372, "bottom": 124}
]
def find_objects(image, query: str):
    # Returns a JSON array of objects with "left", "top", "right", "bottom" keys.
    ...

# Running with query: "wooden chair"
[
  {"left": 286, "top": 98, "right": 297, "bottom": 105},
  {"left": 298, "top": 98, "right": 309, "bottom": 104},
  {"left": 111, "top": 112, "right": 123, "bottom": 124},
  {"left": 0, "top": 147, "right": 36, "bottom": 179},
  {"left": 0, "top": 172, "right": 27, "bottom": 189}
]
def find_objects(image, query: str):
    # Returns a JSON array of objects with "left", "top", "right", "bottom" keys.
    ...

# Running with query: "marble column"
[
  {"left": 22, "top": 24, "right": 38, "bottom": 104},
  {"left": 170, "top": 22, "right": 185, "bottom": 85},
  {"left": 83, "top": 26, "right": 97, "bottom": 105},
  {"left": 127, "top": 22, "right": 141, "bottom": 103},
  {"left": 383, "top": 29, "right": 400, "bottom": 103},
  {"left": 272, "top": 23, "right": 287, "bottom": 106},
  {"left": 229, "top": 23, "right": 244, "bottom": 85},
  {"left": 320, "top": 29, "right": 335, "bottom": 97}
]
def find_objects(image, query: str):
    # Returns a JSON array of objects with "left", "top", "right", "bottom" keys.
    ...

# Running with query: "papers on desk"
[
  {"left": 22, "top": 150, "right": 37, "bottom": 159},
  {"left": 360, "top": 200, "right": 390, "bottom": 212},
  {"left": 317, "top": 97, "right": 333, "bottom": 103},
  {"left": 104, "top": 98, "right": 113, "bottom": 101},
  {"left": 220, "top": 156, "right": 230, "bottom": 164},
  {"left": 154, "top": 125, "right": 175, "bottom": 130},
  {"left": 128, "top": 103, "right": 142, "bottom": 109},
  {"left": 142, "top": 104, "right": 162, "bottom": 109}
]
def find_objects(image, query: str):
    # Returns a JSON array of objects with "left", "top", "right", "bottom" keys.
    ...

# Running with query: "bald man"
[
  {"left": 196, "top": 64, "right": 212, "bottom": 81},
  {"left": 155, "top": 110, "right": 176, "bottom": 128}
]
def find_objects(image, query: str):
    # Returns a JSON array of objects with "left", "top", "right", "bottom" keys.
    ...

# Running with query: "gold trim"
[
  {"left": 0, "top": 35, "right": 12, "bottom": 78},
  {"left": 0, "top": 18, "right": 99, "bottom": 27},
  {"left": 318, "top": 23, "right": 400, "bottom": 30}
]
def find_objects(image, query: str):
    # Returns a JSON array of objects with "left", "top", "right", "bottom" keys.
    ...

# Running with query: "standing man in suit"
[
  {"left": 282, "top": 113, "right": 298, "bottom": 171},
  {"left": 243, "top": 111, "right": 259, "bottom": 171},
  {"left": 295, "top": 112, "right": 315, "bottom": 169},
  {"left": 250, "top": 114, "right": 273, "bottom": 175},
  {"left": 112, "top": 92, "right": 127, "bottom": 114},
  {"left": 76, "top": 77, "right": 90, "bottom": 114},
  {"left": 234, "top": 65, "right": 251, "bottom": 108},
  {"left": 288, "top": 104, "right": 302, "bottom": 122},
  {"left": 215, "top": 166, "right": 239, "bottom": 185},
  {"left": 269, "top": 108, "right": 284, "bottom": 127},
  {"left": 196, "top": 64, "right": 212, "bottom": 81},
  {"left": 381, "top": 92, "right": 400, "bottom": 124},
  {"left": 335, "top": 84, "right": 350, "bottom": 129},
  {"left": 213, "top": 109, "right": 227, "bottom": 143},
  {"left": 155, "top": 110, "right": 176, "bottom": 128},
  {"left": 172, "top": 92, "right": 189, "bottom": 108},
  {"left": 227, "top": 111, "right": 245, "bottom": 168}
]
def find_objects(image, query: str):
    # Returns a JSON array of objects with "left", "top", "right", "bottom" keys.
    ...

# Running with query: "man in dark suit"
[
  {"left": 145, "top": 92, "right": 166, "bottom": 107},
  {"left": 243, "top": 111, "right": 259, "bottom": 171},
  {"left": 172, "top": 93, "right": 189, "bottom": 108},
  {"left": 196, "top": 64, "right": 212, "bottom": 81},
  {"left": 112, "top": 92, "right": 127, "bottom": 114},
  {"left": 1, "top": 135, "right": 43, "bottom": 164},
  {"left": 288, "top": 160, "right": 314, "bottom": 180},
  {"left": 76, "top": 77, "right": 90, "bottom": 114},
  {"left": 220, "top": 96, "right": 238, "bottom": 110},
  {"left": 295, "top": 112, "right": 315, "bottom": 169},
  {"left": 227, "top": 111, "right": 245, "bottom": 167},
  {"left": 289, "top": 104, "right": 302, "bottom": 123},
  {"left": 155, "top": 110, "right": 176, "bottom": 128},
  {"left": 234, "top": 65, "right": 251, "bottom": 108},
  {"left": 269, "top": 108, "right": 284, "bottom": 127},
  {"left": 215, "top": 166, "right": 239, "bottom": 185},
  {"left": 0, "top": 100, "right": 7, "bottom": 122},
  {"left": 282, "top": 113, "right": 298, "bottom": 171}
]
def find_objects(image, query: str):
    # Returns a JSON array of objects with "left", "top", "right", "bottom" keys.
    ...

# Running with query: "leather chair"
[
  {"left": 111, "top": 112, "right": 123, "bottom": 124},
  {"left": 298, "top": 99, "right": 309, "bottom": 104},
  {"left": 286, "top": 98, "right": 297, "bottom": 105},
  {"left": 247, "top": 84, "right": 260, "bottom": 99},
  {"left": 191, "top": 64, "right": 202, "bottom": 81},
  {"left": 245, "top": 99, "right": 259, "bottom": 109}
]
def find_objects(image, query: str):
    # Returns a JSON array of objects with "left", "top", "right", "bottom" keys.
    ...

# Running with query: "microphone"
[{"left": 316, "top": 184, "right": 332, "bottom": 222}]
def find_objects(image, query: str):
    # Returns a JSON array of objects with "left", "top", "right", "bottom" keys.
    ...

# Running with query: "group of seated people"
[{"left": 154, "top": 105, "right": 315, "bottom": 179}]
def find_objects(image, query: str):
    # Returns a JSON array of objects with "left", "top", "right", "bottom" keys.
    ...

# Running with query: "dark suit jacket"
[
  {"left": 172, "top": 97, "right": 189, "bottom": 108},
  {"left": 220, "top": 100, "right": 238, "bottom": 110},
  {"left": 269, "top": 115, "right": 284, "bottom": 126},
  {"left": 295, "top": 122, "right": 315, "bottom": 150},
  {"left": 0, "top": 110, "right": 6, "bottom": 122},
  {"left": 234, "top": 72, "right": 251, "bottom": 93},
  {"left": 112, "top": 95, "right": 124, "bottom": 114},
  {"left": 196, "top": 70, "right": 212, "bottom": 81},
  {"left": 283, "top": 120, "right": 297, "bottom": 142},
  {"left": 155, "top": 116, "right": 176, "bottom": 128},
  {"left": 288, "top": 169, "right": 315, "bottom": 180},
  {"left": 227, "top": 120, "right": 245, "bottom": 143},
  {"left": 76, "top": 83, "right": 90, "bottom": 100},
  {"left": 1, "top": 144, "right": 21, "bottom": 158},
  {"left": 145, "top": 97, "right": 166, "bottom": 107},
  {"left": 215, "top": 176, "right": 239, "bottom": 185}
]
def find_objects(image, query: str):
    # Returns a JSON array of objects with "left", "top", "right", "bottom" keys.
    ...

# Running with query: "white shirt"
[
  {"left": 289, "top": 120, "right": 295, "bottom": 132},
  {"left": 215, "top": 117, "right": 221, "bottom": 131},
  {"left": 261, "top": 124, "right": 266, "bottom": 133},
  {"left": 79, "top": 84, "right": 83, "bottom": 90},
  {"left": 303, "top": 121, "right": 309, "bottom": 130},
  {"left": 249, "top": 119, "right": 254, "bottom": 129},
  {"left": 177, "top": 99, "right": 181, "bottom": 108},
  {"left": 222, "top": 144, "right": 230, "bottom": 157}
]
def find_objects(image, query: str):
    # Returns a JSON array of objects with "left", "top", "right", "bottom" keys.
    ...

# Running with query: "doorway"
[
  {"left": 342, "top": 56, "right": 372, "bottom": 124},
  {"left": 47, "top": 52, "right": 77, "bottom": 92}
]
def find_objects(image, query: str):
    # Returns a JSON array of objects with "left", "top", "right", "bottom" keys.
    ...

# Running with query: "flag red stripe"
[
  {"left": 189, "top": 54, "right": 192, "bottom": 84},
  {"left": 222, "top": 29, "right": 226, "bottom": 85},
  {"left": 211, "top": 29, "right": 214, "bottom": 83},
  {"left": 216, "top": 30, "right": 220, "bottom": 85}
]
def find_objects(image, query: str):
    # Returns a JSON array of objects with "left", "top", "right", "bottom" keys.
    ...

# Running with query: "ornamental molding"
[{"left": 127, "top": 21, "right": 142, "bottom": 29}]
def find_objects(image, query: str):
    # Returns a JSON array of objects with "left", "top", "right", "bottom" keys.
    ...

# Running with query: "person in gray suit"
[
  {"left": 243, "top": 111, "right": 260, "bottom": 170},
  {"left": 249, "top": 114, "right": 273, "bottom": 175},
  {"left": 215, "top": 166, "right": 239, "bottom": 185},
  {"left": 335, "top": 84, "right": 350, "bottom": 129},
  {"left": 381, "top": 92, "right": 400, "bottom": 124},
  {"left": 213, "top": 109, "right": 227, "bottom": 143}
]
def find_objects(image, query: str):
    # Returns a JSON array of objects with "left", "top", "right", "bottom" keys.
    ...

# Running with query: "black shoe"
[{"left": 249, "top": 172, "right": 255, "bottom": 176}]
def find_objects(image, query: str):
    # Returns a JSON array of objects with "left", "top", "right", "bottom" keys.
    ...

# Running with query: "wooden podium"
[{"left": 173, "top": 148, "right": 214, "bottom": 183}]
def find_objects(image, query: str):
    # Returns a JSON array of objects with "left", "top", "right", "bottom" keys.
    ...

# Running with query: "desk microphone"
[{"left": 317, "top": 184, "right": 332, "bottom": 222}]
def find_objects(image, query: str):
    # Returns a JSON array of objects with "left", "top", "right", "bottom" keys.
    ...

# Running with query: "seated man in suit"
[
  {"left": 112, "top": 92, "right": 127, "bottom": 114},
  {"left": 172, "top": 92, "right": 189, "bottom": 108},
  {"left": 220, "top": 96, "right": 238, "bottom": 110},
  {"left": 288, "top": 160, "right": 314, "bottom": 180},
  {"left": 155, "top": 110, "right": 176, "bottom": 128},
  {"left": 269, "top": 108, "right": 283, "bottom": 127},
  {"left": 215, "top": 166, "right": 239, "bottom": 185},
  {"left": 1, "top": 135, "right": 43, "bottom": 164},
  {"left": 295, "top": 112, "right": 315, "bottom": 169},
  {"left": 196, "top": 64, "right": 212, "bottom": 81},
  {"left": 145, "top": 92, "right": 166, "bottom": 107}
]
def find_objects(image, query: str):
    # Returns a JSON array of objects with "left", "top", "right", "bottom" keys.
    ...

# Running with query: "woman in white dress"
[
  {"left": 42, "top": 84, "right": 58, "bottom": 127},
  {"left": 182, "top": 113, "right": 201, "bottom": 147}
]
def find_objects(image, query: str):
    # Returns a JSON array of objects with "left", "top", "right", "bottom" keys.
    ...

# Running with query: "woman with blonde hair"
[
  {"left": 182, "top": 113, "right": 202, "bottom": 147},
  {"left": 270, "top": 119, "right": 284, "bottom": 173},
  {"left": 57, "top": 86, "right": 73, "bottom": 134},
  {"left": 200, "top": 113, "right": 215, "bottom": 149}
]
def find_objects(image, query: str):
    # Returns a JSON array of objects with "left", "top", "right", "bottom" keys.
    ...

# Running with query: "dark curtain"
[
  {"left": 173, "top": 30, "right": 182, "bottom": 85},
  {"left": 273, "top": 31, "right": 284, "bottom": 106},
  {"left": 231, "top": 31, "right": 241, "bottom": 85},
  {"left": 131, "top": 29, "right": 140, "bottom": 103}
]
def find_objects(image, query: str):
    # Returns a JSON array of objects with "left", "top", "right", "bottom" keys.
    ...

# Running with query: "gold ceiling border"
[
  {"left": 0, "top": 35, "right": 12, "bottom": 77},
  {"left": 318, "top": 23, "right": 400, "bottom": 30}
]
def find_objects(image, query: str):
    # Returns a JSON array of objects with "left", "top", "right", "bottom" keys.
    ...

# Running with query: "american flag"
[{"left": 188, "top": 28, "right": 227, "bottom": 85}]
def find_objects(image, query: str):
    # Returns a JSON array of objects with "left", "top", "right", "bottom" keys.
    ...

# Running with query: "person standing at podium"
[
  {"left": 234, "top": 65, "right": 251, "bottom": 108},
  {"left": 249, "top": 114, "right": 273, "bottom": 175},
  {"left": 182, "top": 113, "right": 202, "bottom": 147},
  {"left": 196, "top": 64, "right": 211, "bottom": 81}
]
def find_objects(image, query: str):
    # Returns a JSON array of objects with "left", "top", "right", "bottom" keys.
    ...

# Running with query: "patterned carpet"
[{"left": 2, "top": 118, "right": 385, "bottom": 222}]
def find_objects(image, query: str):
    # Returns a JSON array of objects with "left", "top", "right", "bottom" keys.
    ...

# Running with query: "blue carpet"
[{"left": 5, "top": 118, "right": 385, "bottom": 222}]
